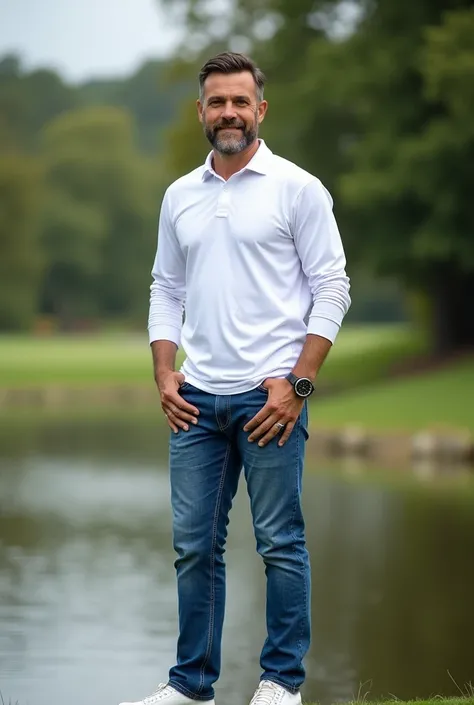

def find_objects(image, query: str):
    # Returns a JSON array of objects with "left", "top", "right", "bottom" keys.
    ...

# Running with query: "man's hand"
[
  {"left": 243, "top": 378, "right": 305, "bottom": 447},
  {"left": 156, "top": 370, "right": 199, "bottom": 434}
]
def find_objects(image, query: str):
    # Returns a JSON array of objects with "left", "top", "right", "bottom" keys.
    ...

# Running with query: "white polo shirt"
[{"left": 148, "top": 139, "right": 351, "bottom": 395}]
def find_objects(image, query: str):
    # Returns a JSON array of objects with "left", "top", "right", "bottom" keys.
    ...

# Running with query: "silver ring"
[{"left": 275, "top": 422, "right": 285, "bottom": 430}]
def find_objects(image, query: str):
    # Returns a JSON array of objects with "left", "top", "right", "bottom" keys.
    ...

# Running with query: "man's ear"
[
  {"left": 197, "top": 100, "right": 204, "bottom": 123},
  {"left": 258, "top": 100, "right": 268, "bottom": 124}
]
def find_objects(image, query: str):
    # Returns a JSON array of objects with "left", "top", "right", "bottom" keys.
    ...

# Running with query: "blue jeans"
[{"left": 167, "top": 384, "right": 311, "bottom": 701}]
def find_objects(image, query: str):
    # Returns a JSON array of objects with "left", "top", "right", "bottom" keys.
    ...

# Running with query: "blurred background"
[{"left": 1, "top": 1, "right": 473, "bottom": 704}]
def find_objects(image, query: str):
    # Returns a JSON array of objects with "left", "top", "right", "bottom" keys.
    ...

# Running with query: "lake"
[{"left": 1, "top": 413, "right": 474, "bottom": 705}]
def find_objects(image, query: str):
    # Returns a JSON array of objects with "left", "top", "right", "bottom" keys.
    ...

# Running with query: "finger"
[
  {"left": 248, "top": 415, "right": 279, "bottom": 442},
  {"left": 166, "top": 409, "right": 190, "bottom": 432},
  {"left": 163, "top": 405, "right": 190, "bottom": 432},
  {"left": 167, "top": 417, "right": 179, "bottom": 434},
  {"left": 162, "top": 408, "right": 179, "bottom": 434},
  {"left": 164, "top": 393, "right": 199, "bottom": 423},
  {"left": 243, "top": 405, "right": 272, "bottom": 433},
  {"left": 256, "top": 421, "right": 287, "bottom": 447},
  {"left": 278, "top": 421, "right": 295, "bottom": 447},
  {"left": 169, "top": 390, "right": 200, "bottom": 417},
  {"left": 167, "top": 403, "right": 198, "bottom": 425}
]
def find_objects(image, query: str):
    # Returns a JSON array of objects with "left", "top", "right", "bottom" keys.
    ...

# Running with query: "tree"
[
  {"left": 0, "top": 154, "right": 43, "bottom": 330},
  {"left": 339, "top": 2, "right": 474, "bottom": 353},
  {"left": 0, "top": 55, "right": 78, "bottom": 152},
  {"left": 40, "top": 106, "right": 162, "bottom": 327},
  {"left": 79, "top": 60, "right": 193, "bottom": 153},
  {"left": 0, "top": 53, "right": 191, "bottom": 156},
  {"left": 158, "top": 0, "right": 474, "bottom": 354}
]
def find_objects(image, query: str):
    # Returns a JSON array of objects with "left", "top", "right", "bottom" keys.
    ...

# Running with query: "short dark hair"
[{"left": 198, "top": 52, "right": 266, "bottom": 102}]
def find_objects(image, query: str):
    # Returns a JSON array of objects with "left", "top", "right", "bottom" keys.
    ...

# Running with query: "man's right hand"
[{"left": 156, "top": 370, "right": 200, "bottom": 433}]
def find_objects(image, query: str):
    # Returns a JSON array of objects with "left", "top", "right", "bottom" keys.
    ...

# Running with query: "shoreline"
[{"left": 1, "top": 382, "right": 473, "bottom": 470}]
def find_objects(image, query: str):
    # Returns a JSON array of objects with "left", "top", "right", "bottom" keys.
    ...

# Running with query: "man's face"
[{"left": 197, "top": 71, "right": 268, "bottom": 155}]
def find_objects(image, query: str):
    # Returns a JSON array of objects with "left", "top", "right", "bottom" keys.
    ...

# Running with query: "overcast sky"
[{"left": 0, "top": 0, "right": 182, "bottom": 83}]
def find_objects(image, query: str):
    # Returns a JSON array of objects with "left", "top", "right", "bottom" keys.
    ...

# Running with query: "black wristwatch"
[{"left": 286, "top": 373, "right": 315, "bottom": 398}]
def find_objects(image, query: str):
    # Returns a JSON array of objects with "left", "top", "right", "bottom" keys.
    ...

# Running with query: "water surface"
[{"left": 1, "top": 414, "right": 473, "bottom": 704}]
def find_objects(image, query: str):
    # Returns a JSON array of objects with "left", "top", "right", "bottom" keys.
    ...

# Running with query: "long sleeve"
[
  {"left": 292, "top": 179, "right": 351, "bottom": 343},
  {"left": 148, "top": 189, "right": 186, "bottom": 345}
]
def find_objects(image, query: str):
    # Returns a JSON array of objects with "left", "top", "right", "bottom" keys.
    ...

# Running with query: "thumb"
[{"left": 175, "top": 372, "right": 185, "bottom": 385}]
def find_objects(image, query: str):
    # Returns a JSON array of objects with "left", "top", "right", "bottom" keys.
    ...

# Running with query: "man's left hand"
[{"left": 243, "top": 378, "right": 305, "bottom": 447}]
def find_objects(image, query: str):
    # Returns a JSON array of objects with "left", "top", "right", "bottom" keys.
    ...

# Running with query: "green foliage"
[
  {"left": 339, "top": 3, "right": 474, "bottom": 279},
  {"left": 163, "top": 95, "right": 209, "bottom": 178},
  {"left": 0, "top": 55, "right": 189, "bottom": 331},
  {"left": 39, "top": 106, "right": 163, "bottom": 326},
  {"left": 1, "top": 1, "right": 473, "bottom": 346},
  {"left": 0, "top": 54, "right": 78, "bottom": 151},
  {"left": 159, "top": 0, "right": 474, "bottom": 352},
  {"left": 0, "top": 54, "right": 190, "bottom": 155},
  {"left": 0, "top": 154, "right": 43, "bottom": 330},
  {"left": 78, "top": 60, "right": 193, "bottom": 152}
]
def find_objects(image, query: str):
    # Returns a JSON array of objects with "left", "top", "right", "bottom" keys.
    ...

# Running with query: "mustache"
[{"left": 214, "top": 120, "right": 245, "bottom": 132}]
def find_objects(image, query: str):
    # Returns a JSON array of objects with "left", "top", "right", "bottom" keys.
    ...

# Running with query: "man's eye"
[{"left": 236, "top": 100, "right": 248, "bottom": 107}]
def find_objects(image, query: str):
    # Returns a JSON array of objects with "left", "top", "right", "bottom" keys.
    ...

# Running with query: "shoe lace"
[
  {"left": 143, "top": 684, "right": 176, "bottom": 704},
  {"left": 250, "top": 681, "right": 284, "bottom": 705}
]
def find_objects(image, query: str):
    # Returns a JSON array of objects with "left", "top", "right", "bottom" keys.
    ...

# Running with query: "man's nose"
[{"left": 221, "top": 101, "right": 238, "bottom": 119}]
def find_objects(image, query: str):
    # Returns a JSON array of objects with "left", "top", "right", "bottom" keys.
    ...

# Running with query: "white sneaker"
[
  {"left": 249, "top": 680, "right": 302, "bottom": 705},
  {"left": 119, "top": 683, "right": 216, "bottom": 705}
]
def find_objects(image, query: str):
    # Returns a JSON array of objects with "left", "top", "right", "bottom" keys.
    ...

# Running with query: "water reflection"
[{"left": 0, "top": 415, "right": 473, "bottom": 705}]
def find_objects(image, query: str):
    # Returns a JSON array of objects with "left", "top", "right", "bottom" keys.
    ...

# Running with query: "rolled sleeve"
[
  {"left": 148, "top": 189, "right": 186, "bottom": 345},
  {"left": 292, "top": 179, "right": 351, "bottom": 343}
]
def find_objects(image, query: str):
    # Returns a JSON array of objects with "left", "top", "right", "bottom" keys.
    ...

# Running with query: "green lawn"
[
  {"left": 310, "top": 355, "right": 474, "bottom": 432},
  {"left": 0, "top": 332, "right": 153, "bottom": 386},
  {"left": 303, "top": 701, "right": 474, "bottom": 705},
  {"left": 0, "top": 324, "right": 424, "bottom": 388},
  {"left": 2, "top": 326, "right": 472, "bottom": 435}
]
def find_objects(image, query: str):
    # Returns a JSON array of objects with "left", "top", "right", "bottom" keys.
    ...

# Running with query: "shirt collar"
[{"left": 202, "top": 139, "right": 272, "bottom": 181}]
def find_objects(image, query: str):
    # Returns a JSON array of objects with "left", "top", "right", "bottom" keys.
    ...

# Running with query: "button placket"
[{"left": 216, "top": 185, "right": 230, "bottom": 218}]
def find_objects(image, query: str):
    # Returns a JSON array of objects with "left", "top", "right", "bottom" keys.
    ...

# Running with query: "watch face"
[{"left": 294, "top": 377, "right": 314, "bottom": 397}]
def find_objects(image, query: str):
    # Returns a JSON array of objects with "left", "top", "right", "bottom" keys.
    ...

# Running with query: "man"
[{"left": 120, "top": 52, "right": 350, "bottom": 705}]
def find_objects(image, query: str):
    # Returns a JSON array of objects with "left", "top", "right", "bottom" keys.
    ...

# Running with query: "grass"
[
  {"left": 5, "top": 701, "right": 453, "bottom": 705},
  {"left": 1, "top": 325, "right": 473, "bottom": 435},
  {"left": 0, "top": 331, "right": 153, "bottom": 386},
  {"left": 1, "top": 699, "right": 472, "bottom": 705},
  {"left": 0, "top": 324, "right": 425, "bottom": 388},
  {"left": 303, "top": 702, "right": 473, "bottom": 705},
  {"left": 1, "top": 677, "right": 473, "bottom": 705},
  {"left": 303, "top": 701, "right": 474, "bottom": 705},
  {"left": 310, "top": 355, "right": 474, "bottom": 432}
]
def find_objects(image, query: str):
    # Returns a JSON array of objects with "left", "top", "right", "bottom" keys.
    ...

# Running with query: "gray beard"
[{"left": 205, "top": 124, "right": 257, "bottom": 155}]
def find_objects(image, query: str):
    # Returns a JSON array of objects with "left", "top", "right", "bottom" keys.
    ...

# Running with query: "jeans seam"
[
  {"left": 259, "top": 675, "right": 300, "bottom": 695},
  {"left": 198, "top": 440, "right": 231, "bottom": 692},
  {"left": 215, "top": 395, "right": 232, "bottom": 431},
  {"left": 289, "top": 415, "right": 307, "bottom": 687},
  {"left": 225, "top": 395, "right": 231, "bottom": 428},
  {"left": 168, "top": 680, "right": 214, "bottom": 701}
]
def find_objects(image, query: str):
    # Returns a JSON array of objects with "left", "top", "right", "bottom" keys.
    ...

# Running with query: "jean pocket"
[{"left": 256, "top": 384, "right": 269, "bottom": 394}]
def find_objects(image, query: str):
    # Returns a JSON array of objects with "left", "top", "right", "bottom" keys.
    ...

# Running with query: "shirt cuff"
[
  {"left": 148, "top": 324, "right": 181, "bottom": 347},
  {"left": 307, "top": 316, "right": 341, "bottom": 344}
]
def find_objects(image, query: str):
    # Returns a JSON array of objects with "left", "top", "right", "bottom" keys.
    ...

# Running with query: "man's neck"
[{"left": 212, "top": 139, "right": 260, "bottom": 181}]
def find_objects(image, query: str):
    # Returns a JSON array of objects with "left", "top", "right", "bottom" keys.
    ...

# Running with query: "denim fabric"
[{"left": 167, "top": 384, "right": 311, "bottom": 701}]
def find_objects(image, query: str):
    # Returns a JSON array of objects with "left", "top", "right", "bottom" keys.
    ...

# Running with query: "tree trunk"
[{"left": 430, "top": 265, "right": 474, "bottom": 356}]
